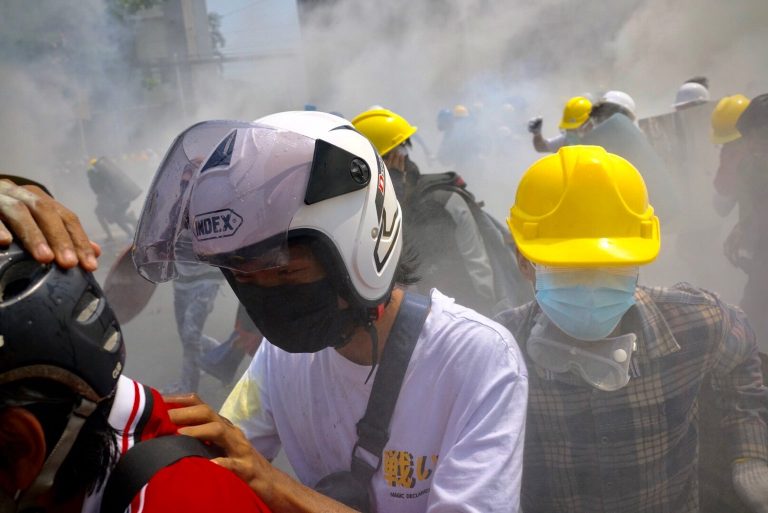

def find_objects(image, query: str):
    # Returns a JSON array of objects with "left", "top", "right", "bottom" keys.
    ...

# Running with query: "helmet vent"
[
  {"left": 102, "top": 326, "right": 121, "bottom": 353},
  {"left": 0, "top": 260, "right": 46, "bottom": 301},
  {"left": 75, "top": 291, "right": 102, "bottom": 323}
]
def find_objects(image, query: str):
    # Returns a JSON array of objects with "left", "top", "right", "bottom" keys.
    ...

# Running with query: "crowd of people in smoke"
[{"left": 0, "top": 77, "right": 767, "bottom": 513}]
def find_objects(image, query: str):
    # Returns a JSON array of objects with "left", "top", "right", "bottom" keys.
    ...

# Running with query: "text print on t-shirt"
[{"left": 383, "top": 450, "right": 439, "bottom": 497}]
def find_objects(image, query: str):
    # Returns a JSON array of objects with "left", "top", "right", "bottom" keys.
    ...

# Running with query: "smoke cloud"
[{"left": 0, "top": 0, "right": 766, "bottom": 386}]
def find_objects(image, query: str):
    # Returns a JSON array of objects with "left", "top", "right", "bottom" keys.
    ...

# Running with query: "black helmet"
[
  {"left": 736, "top": 93, "right": 768, "bottom": 137},
  {"left": 0, "top": 241, "right": 125, "bottom": 403}
]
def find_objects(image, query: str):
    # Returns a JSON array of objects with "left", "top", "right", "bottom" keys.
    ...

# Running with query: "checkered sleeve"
[{"left": 709, "top": 298, "right": 768, "bottom": 463}]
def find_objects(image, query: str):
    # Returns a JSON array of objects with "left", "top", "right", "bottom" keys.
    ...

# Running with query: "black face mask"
[{"left": 225, "top": 274, "right": 359, "bottom": 353}]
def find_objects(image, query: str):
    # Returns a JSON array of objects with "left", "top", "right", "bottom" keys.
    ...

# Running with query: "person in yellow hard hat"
[
  {"left": 86, "top": 156, "right": 141, "bottom": 243},
  {"left": 351, "top": 107, "right": 420, "bottom": 203},
  {"left": 528, "top": 96, "right": 593, "bottom": 153},
  {"left": 352, "top": 107, "right": 532, "bottom": 314},
  {"left": 711, "top": 94, "right": 751, "bottom": 217},
  {"left": 494, "top": 145, "right": 768, "bottom": 513},
  {"left": 722, "top": 93, "right": 768, "bottom": 354},
  {"left": 437, "top": 104, "right": 484, "bottom": 171}
]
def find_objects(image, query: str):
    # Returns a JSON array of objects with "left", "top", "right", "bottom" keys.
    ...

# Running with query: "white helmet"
[
  {"left": 600, "top": 90, "right": 637, "bottom": 120},
  {"left": 133, "top": 111, "right": 403, "bottom": 309},
  {"left": 673, "top": 82, "right": 710, "bottom": 110}
]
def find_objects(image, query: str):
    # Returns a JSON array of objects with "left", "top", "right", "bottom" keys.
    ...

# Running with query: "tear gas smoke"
[{"left": 0, "top": 0, "right": 767, "bottom": 397}]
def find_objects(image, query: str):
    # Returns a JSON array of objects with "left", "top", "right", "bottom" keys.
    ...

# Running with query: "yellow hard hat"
[
  {"left": 711, "top": 94, "right": 750, "bottom": 144},
  {"left": 452, "top": 104, "right": 469, "bottom": 118},
  {"left": 88, "top": 157, "right": 99, "bottom": 167},
  {"left": 559, "top": 96, "right": 592, "bottom": 130},
  {"left": 508, "top": 145, "right": 660, "bottom": 267},
  {"left": 351, "top": 108, "right": 418, "bottom": 156}
]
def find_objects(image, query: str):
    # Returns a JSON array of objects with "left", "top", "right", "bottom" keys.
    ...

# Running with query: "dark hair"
[
  {"left": 590, "top": 102, "right": 633, "bottom": 124},
  {"left": 304, "top": 236, "right": 420, "bottom": 300},
  {"left": 736, "top": 93, "right": 768, "bottom": 136},
  {"left": 684, "top": 76, "right": 709, "bottom": 90},
  {"left": 394, "top": 243, "right": 420, "bottom": 287},
  {"left": 0, "top": 379, "right": 118, "bottom": 501}
]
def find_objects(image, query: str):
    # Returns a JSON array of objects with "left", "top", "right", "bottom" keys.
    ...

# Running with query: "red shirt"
[{"left": 82, "top": 376, "right": 271, "bottom": 513}]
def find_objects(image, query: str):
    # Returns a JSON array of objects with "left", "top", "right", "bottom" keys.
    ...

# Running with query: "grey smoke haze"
[
  {"left": 2, "top": 0, "right": 766, "bottom": 204},
  {"left": 294, "top": 0, "right": 767, "bottom": 316},
  {"left": 297, "top": 0, "right": 768, "bottom": 157},
  {"left": 0, "top": 0, "right": 766, "bottom": 343}
]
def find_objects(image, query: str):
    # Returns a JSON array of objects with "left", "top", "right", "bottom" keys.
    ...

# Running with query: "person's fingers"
[
  {"left": 60, "top": 208, "right": 98, "bottom": 270},
  {"left": 0, "top": 219, "right": 12, "bottom": 245},
  {"left": 0, "top": 181, "right": 91, "bottom": 268},
  {"left": 0, "top": 182, "right": 73, "bottom": 265},
  {"left": 162, "top": 392, "right": 205, "bottom": 407},
  {"left": 384, "top": 152, "right": 405, "bottom": 173},
  {"left": 211, "top": 457, "right": 231, "bottom": 469},
  {"left": 176, "top": 415, "right": 250, "bottom": 458},
  {"left": 0, "top": 192, "right": 55, "bottom": 263},
  {"left": 38, "top": 189, "right": 99, "bottom": 270},
  {"left": 211, "top": 457, "right": 255, "bottom": 487},
  {"left": 213, "top": 456, "right": 250, "bottom": 476},
  {"left": 90, "top": 240, "right": 102, "bottom": 258},
  {"left": 24, "top": 198, "right": 77, "bottom": 268},
  {"left": 166, "top": 403, "right": 218, "bottom": 426},
  {"left": 0, "top": 180, "right": 101, "bottom": 271},
  {"left": 176, "top": 422, "right": 224, "bottom": 439}
]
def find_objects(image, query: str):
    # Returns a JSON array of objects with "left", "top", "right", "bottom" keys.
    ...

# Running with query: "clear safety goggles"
[{"left": 528, "top": 316, "right": 637, "bottom": 391}]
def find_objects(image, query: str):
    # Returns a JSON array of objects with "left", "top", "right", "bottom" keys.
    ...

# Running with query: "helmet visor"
[{"left": 133, "top": 120, "right": 316, "bottom": 282}]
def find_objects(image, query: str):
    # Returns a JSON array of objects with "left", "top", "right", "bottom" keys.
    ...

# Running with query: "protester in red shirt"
[{"left": 0, "top": 237, "right": 272, "bottom": 513}]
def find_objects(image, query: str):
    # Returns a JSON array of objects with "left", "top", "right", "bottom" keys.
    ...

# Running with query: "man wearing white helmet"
[
  {"left": 590, "top": 90, "right": 637, "bottom": 126},
  {"left": 133, "top": 112, "right": 528, "bottom": 513},
  {"left": 674, "top": 82, "right": 710, "bottom": 111}
]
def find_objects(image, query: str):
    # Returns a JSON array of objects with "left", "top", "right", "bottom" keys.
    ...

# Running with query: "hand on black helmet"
[
  {"left": 528, "top": 117, "right": 543, "bottom": 134},
  {"left": 0, "top": 179, "right": 101, "bottom": 270}
]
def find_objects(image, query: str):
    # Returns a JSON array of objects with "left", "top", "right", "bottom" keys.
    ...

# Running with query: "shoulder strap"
[
  {"left": 100, "top": 435, "right": 219, "bottom": 513},
  {"left": 351, "top": 292, "right": 431, "bottom": 479}
]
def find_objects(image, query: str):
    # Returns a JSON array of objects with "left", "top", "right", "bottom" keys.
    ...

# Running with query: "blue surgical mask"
[{"left": 534, "top": 267, "right": 638, "bottom": 341}]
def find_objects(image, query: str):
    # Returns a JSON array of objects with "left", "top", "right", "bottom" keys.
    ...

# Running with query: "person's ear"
[
  {"left": 515, "top": 249, "right": 536, "bottom": 285},
  {"left": 0, "top": 408, "right": 47, "bottom": 495}
]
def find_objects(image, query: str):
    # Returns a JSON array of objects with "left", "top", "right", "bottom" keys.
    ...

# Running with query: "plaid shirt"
[{"left": 495, "top": 283, "right": 768, "bottom": 513}]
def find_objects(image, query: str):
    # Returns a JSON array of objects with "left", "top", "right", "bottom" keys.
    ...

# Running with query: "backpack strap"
[
  {"left": 412, "top": 172, "right": 470, "bottom": 198},
  {"left": 350, "top": 292, "right": 431, "bottom": 480},
  {"left": 100, "top": 435, "right": 220, "bottom": 513}
]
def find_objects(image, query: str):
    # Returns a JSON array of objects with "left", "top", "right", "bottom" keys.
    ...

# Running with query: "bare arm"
[{"left": 531, "top": 133, "right": 551, "bottom": 153}]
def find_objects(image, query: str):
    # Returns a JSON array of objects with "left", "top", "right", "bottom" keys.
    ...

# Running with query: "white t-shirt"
[{"left": 221, "top": 289, "right": 528, "bottom": 513}]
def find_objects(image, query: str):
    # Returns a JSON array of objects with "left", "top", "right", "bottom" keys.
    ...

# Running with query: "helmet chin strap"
[
  {"left": 364, "top": 322, "right": 379, "bottom": 385},
  {"left": 362, "top": 298, "right": 391, "bottom": 384},
  {"left": 16, "top": 397, "right": 97, "bottom": 512}
]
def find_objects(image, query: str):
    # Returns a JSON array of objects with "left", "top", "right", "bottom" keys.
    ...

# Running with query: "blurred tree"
[
  {"left": 106, "top": 0, "right": 166, "bottom": 21},
  {"left": 208, "top": 12, "right": 226, "bottom": 59}
]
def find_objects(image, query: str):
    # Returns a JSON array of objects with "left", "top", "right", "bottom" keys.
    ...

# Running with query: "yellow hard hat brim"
[
  {"left": 514, "top": 234, "right": 661, "bottom": 267},
  {"left": 559, "top": 120, "right": 582, "bottom": 130},
  {"left": 711, "top": 129, "right": 742, "bottom": 145},
  {"left": 559, "top": 116, "right": 588, "bottom": 130},
  {"left": 380, "top": 125, "right": 418, "bottom": 156}
]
